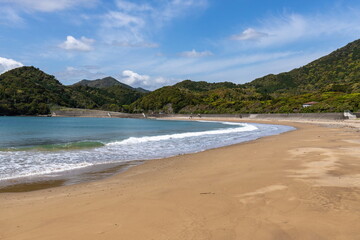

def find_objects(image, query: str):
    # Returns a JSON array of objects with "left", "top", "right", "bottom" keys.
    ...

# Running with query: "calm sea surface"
[{"left": 0, "top": 117, "right": 294, "bottom": 185}]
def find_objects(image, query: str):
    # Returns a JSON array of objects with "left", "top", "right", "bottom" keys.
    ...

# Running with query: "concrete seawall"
[
  {"left": 155, "top": 113, "right": 349, "bottom": 120},
  {"left": 245, "top": 113, "right": 347, "bottom": 120},
  {"left": 52, "top": 109, "right": 144, "bottom": 118},
  {"left": 52, "top": 109, "right": 356, "bottom": 120}
]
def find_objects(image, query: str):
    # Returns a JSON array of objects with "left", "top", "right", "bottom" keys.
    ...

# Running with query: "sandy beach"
[{"left": 1, "top": 118, "right": 360, "bottom": 240}]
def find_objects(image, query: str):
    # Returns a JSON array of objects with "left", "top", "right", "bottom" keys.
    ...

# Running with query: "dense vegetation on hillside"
[
  {"left": 173, "top": 80, "right": 238, "bottom": 92},
  {"left": 130, "top": 80, "right": 360, "bottom": 114},
  {"left": 247, "top": 39, "right": 360, "bottom": 95},
  {"left": 0, "top": 67, "right": 72, "bottom": 115},
  {"left": 0, "top": 67, "right": 146, "bottom": 115},
  {"left": 130, "top": 39, "right": 360, "bottom": 114},
  {"left": 1, "top": 39, "right": 359, "bottom": 116},
  {"left": 70, "top": 85, "right": 144, "bottom": 111}
]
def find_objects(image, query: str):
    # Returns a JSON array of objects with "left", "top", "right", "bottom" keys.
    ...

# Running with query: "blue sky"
[{"left": 0, "top": 0, "right": 360, "bottom": 89}]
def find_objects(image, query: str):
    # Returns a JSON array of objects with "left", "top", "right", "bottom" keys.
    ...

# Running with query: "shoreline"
[
  {"left": 0, "top": 119, "right": 293, "bottom": 192},
  {"left": 1, "top": 118, "right": 360, "bottom": 239},
  {"left": 0, "top": 160, "right": 144, "bottom": 193}
]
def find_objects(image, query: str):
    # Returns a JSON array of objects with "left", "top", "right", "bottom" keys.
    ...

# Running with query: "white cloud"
[
  {"left": 231, "top": 28, "right": 268, "bottom": 41},
  {"left": 0, "top": 0, "right": 98, "bottom": 12},
  {"left": 179, "top": 49, "right": 213, "bottom": 58},
  {"left": 59, "top": 36, "right": 95, "bottom": 52},
  {"left": 121, "top": 70, "right": 150, "bottom": 85},
  {"left": 0, "top": 57, "right": 23, "bottom": 74},
  {"left": 120, "top": 70, "right": 172, "bottom": 89}
]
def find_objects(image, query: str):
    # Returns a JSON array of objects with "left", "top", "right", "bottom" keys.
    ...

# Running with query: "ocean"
[{"left": 0, "top": 116, "right": 294, "bottom": 188}]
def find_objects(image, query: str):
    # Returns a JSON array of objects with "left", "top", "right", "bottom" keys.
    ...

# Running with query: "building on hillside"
[{"left": 302, "top": 101, "right": 319, "bottom": 108}]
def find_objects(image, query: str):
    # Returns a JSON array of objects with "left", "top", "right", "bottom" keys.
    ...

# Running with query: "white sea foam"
[
  {"left": 0, "top": 162, "right": 93, "bottom": 181},
  {"left": 107, "top": 122, "right": 257, "bottom": 146}
]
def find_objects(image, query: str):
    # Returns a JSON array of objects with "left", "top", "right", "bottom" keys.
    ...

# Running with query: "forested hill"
[
  {"left": 0, "top": 67, "right": 147, "bottom": 115},
  {"left": 0, "top": 67, "right": 75, "bottom": 115},
  {"left": 73, "top": 77, "right": 131, "bottom": 89},
  {"left": 247, "top": 39, "right": 360, "bottom": 94}
]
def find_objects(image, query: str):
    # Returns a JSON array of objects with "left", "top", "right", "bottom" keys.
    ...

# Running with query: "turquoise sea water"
[{"left": 0, "top": 117, "right": 294, "bottom": 183}]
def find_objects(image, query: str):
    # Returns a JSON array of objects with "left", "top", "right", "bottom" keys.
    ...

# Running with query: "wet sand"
[
  {"left": 0, "top": 161, "right": 144, "bottom": 193},
  {"left": 1, "top": 119, "right": 360, "bottom": 239}
]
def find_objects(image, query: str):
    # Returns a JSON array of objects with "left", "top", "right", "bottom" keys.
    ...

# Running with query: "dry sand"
[{"left": 1, "top": 118, "right": 360, "bottom": 240}]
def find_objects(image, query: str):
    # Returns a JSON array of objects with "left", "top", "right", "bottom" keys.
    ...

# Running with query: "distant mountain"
[
  {"left": 74, "top": 77, "right": 125, "bottom": 88},
  {"left": 72, "top": 76, "right": 150, "bottom": 93},
  {"left": 69, "top": 84, "right": 145, "bottom": 108},
  {"left": 134, "top": 87, "right": 150, "bottom": 93},
  {"left": 71, "top": 76, "right": 149, "bottom": 109}
]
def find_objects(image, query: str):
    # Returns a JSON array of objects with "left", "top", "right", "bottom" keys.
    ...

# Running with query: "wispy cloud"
[
  {"left": 59, "top": 36, "right": 95, "bottom": 52},
  {"left": 179, "top": 49, "right": 213, "bottom": 58},
  {"left": 230, "top": 10, "right": 360, "bottom": 48},
  {"left": 152, "top": 51, "right": 299, "bottom": 78},
  {"left": 115, "top": 0, "right": 153, "bottom": 12},
  {"left": 0, "top": 56, "right": 23, "bottom": 74},
  {"left": 99, "top": 0, "right": 208, "bottom": 47},
  {"left": 0, "top": 7, "right": 24, "bottom": 25},
  {"left": 102, "top": 11, "right": 144, "bottom": 28},
  {"left": 155, "top": 0, "right": 208, "bottom": 25},
  {"left": 231, "top": 28, "right": 269, "bottom": 41},
  {"left": 111, "top": 41, "right": 158, "bottom": 48},
  {"left": 198, "top": 50, "right": 330, "bottom": 83},
  {"left": 0, "top": 0, "right": 98, "bottom": 12}
]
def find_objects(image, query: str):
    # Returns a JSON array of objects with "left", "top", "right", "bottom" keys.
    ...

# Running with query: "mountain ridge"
[{"left": 72, "top": 76, "right": 149, "bottom": 93}]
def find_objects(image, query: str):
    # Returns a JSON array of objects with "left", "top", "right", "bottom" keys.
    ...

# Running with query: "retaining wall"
[
  {"left": 52, "top": 110, "right": 143, "bottom": 118},
  {"left": 154, "top": 113, "right": 348, "bottom": 120},
  {"left": 246, "top": 113, "right": 347, "bottom": 120},
  {"left": 52, "top": 109, "right": 355, "bottom": 120}
]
